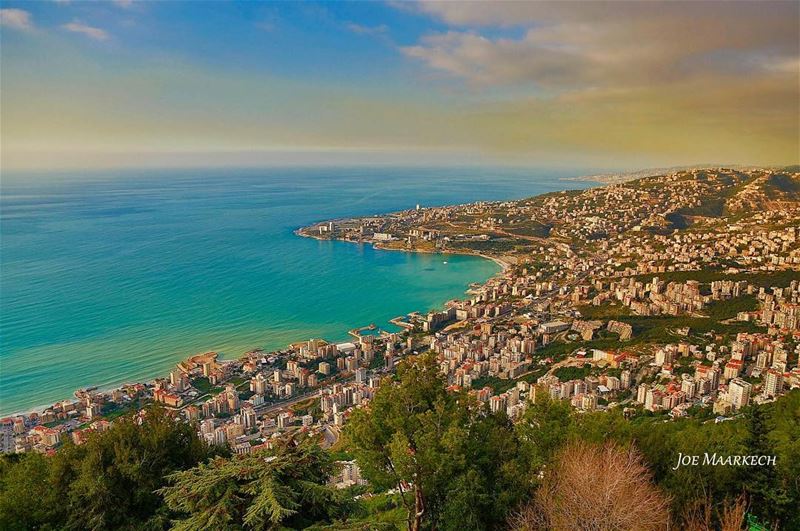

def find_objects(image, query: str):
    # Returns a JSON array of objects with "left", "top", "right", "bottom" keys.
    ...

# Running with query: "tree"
[
  {"left": 514, "top": 393, "right": 574, "bottom": 474},
  {"left": 766, "top": 389, "right": 800, "bottom": 530},
  {"left": 510, "top": 440, "right": 671, "bottom": 531},
  {"left": 345, "top": 353, "right": 528, "bottom": 531},
  {"left": 628, "top": 413, "right": 745, "bottom": 519},
  {"left": 740, "top": 404, "right": 791, "bottom": 528},
  {"left": 160, "top": 440, "right": 347, "bottom": 530},
  {"left": 681, "top": 493, "right": 748, "bottom": 531},
  {"left": 59, "top": 406, "right": 212, "bottom": 530},
  {"left": 0, "top": 405, "right": 213, "bottom": 531},
  {"left": 0, "top": 452, "right": 59, "bottom": 530}
]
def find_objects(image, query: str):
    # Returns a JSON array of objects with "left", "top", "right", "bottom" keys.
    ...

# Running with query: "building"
[
  {"left": 539, "top": 321, "right": 571, "bottom": 334},
  {"left": 763, "top": 369, "right": 784, "bottom": 398},
  {"left": 728, "top": 378, "right": 752, "bottom": 410},
  {"left": 250, "top": 373, "right": 267, "bottom": 395}
]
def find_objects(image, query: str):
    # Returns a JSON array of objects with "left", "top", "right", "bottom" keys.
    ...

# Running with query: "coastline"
[
  {"left": 4, "top": 231, "right": 505, "bottom": 418},
  {"left": 296, "top": 228, "right": 513, "bottom": 275},
  {"left": 7, "top": 165, "right": 799, "bottom": 461},
  {"left": 370, "top": 241, "right": 512, "bottom": 275},
  {"left": 3, "top": 173, "right": 596, "bottom": 418}
]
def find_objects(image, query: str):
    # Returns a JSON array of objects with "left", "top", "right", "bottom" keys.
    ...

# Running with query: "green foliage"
[
  {"left": 0, "top": 406, "right": 213, "bottom": 531},
  {"left": 511, "top": 391, "right": 800, "bottom": 530},
  {"left": 345, "top": 353, "right": 529, "bottom": 530},
  {"left": 306, "top": 493, "right": 407, "bottom": 530},
  {"left": 739, "top": 397, "right": 799, "bottom": 528},
  {"left": 161, "top": 441, "right": 348, "bottom": 530},
  {"left": 0, "top": 452, "right": 60, "bottom": 530},
  {"left": 503, "top": 222, "right": 552, "bottom": 239},
  {"left": 191, "top": 377, "right": 222, "bottom": 395},
  {"left": 447, "top": 239, "right": 528, "bottom": 252},
  {"left": 634, "top": 270, "right": 799, "bottom": 288},
  {"left": 577, "top": 302, "right": 632, "bottom": 320},
  {"left": 470, "top": 375, "right": 514, "bottom": 393},
  {"left": 515, "top": 396, "right": 574, "bottom": 473},
  {"left": 702, "top": 295, "right": 758, "bottom": 320},
  {"left": 553, "top": 365, "right": 591, "bottom": 381}
]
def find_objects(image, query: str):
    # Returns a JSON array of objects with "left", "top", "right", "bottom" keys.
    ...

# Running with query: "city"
[
  {"left": 4, "top": 168, "right": 798, "bottom": 483},
  {"left": 1, "top": 0, "right": 798, "bottom": 526}
]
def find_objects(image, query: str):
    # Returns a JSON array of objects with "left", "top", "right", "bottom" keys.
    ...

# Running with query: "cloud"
[
  {"left": 403, "top": 31, "right": 598, "bottom": 90},
  {"left": 345, "top": 22, "right": 389, "bottom": 36},
  {"left": 402, "top": 1, "right": 799, "bottom": 92},
  {"left": 2, "top": 1, "right": 796, "bottom": 170},
  {"left": 0, "top": 8, "right": 33, "bottom": 31},
  {"left": 62, "top": 20, "right": 109, "bottom": 41},
  {"left": 113, "top": 0, "right": 134, "bottom": 8},
  {"left": 391, "top": 1, "right": 800, "bottom": 165}
]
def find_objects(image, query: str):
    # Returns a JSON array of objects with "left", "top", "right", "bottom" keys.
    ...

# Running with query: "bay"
[{"left": 0, "top": 166, "right": 593, "bottom": 415}]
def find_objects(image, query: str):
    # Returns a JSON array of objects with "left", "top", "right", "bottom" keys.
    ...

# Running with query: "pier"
[{"left": 348, "top": 323, "right": 378, "bottom": 338}]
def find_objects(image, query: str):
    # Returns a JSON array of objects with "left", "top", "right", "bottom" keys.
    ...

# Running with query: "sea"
[{"left": 0, "top": 166, "right": 595, "bottom": 415}]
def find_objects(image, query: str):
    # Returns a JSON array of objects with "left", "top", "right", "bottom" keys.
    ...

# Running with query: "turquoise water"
[{"left": 0, "top": 167, "right": 592, "bottom": 414}]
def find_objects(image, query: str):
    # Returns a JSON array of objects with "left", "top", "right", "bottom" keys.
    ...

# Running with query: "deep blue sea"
[{"left": 0, "top": 167, "right": 593, "bottom": 415}]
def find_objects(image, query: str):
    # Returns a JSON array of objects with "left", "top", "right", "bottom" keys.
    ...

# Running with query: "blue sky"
[{"left": 1, "top": 1, "right": 798, "bottom": 170}]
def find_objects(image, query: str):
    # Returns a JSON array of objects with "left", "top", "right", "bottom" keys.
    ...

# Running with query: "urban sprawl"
[{"left": 3, "top": 167, "right": 799, "bottom": 491}]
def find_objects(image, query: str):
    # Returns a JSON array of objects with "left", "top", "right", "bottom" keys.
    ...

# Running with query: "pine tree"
[
  {"left": 345, "top": 353, "right": 529, "bottom": 531},
  {"left": 741, "top": 405, "right": 789, "bottom": 527},
  {"left": 160, "top": 440, "right": 347, "bottom": 530}
]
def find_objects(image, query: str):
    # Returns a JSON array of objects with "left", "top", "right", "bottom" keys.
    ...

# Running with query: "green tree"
[
  {"left": 767, "top": 389, "right": 800, "bottom": 530},
  {"left": 740, "top": 404, "right": 792, "bottom": 527},
  {"left": 345, "top": 353, "right": 527, "bottom": 531},
  {"left": 514, "top": 394, "right": 573, "bottom": 474},
  {"left": 0, "top": 405, "right": 212, "bottom": 531},
  {"left": 0, "top": 452, "right": 59, "bottom": 530},
  {"left": 60, "top": 406, "right": 211, "bottom": 530},
  {"left": 160, "top": 440, "right": 347, "bottom": 530}
]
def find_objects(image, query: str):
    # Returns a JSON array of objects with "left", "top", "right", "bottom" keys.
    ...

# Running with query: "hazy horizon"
[{"left": 1, "top": 151, "right": 793, "bottom": 175}]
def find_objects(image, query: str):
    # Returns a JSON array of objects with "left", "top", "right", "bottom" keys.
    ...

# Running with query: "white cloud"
[
  {"left": 0, "top": 8, "right": 33, "bottom": 31},
  {"left": 63, "top": 20, "right": 109, "bottom": 41},
  {"left": 113, "top": 0, "right": 134, "bottom": 8},
  {"left": 403, "top": 31, "right": 597, "bottom": 89},
  {"left": 345, "top": 22, "right": 389, "bottom": 36}
]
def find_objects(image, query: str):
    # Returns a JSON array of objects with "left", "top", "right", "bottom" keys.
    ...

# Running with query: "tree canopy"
[
  {"left": 0, "top": 406, "right": 213, "bottom": 531},
  {"left": 345, "top": 353, "right": 530, "bottom": 531},
  {"left": 160, "top": 440, "right": 348, "bottom": 530},
  {"left": 0, "top": 382, "right": 797, "bottom": 531}
]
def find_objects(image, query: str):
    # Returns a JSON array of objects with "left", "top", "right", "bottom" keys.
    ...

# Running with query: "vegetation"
[
  {"left": 1, "top": 379, "right": 797, "bottom": 530},
  {"left": 448, "top": 239, "right": 529, "bottom": 253},
  {"left": 553, "top": 365, "right": 591, "bottom": 381},
  {"left": 577, "top": 302, "right": 632, "bottom": 320},
  {"left": 509, "top": 441, "right": 671, "bottom": 530},
  {"left": 0, "top": 406, "right": 215, "bottom": 530},
  {"left": 578, "top": 299, "right": 762, "bottom": 345},
  {"left": 345, "top": 353, "right": 530, "bottom": 531},
  {"left": 191, "top": 377, "right": 221, "bottom": 395},
  {"left": 161, "top": 440, "right": 347, "bottom": 530},
  {"left": 703, "top": 295, "right": 758, "bottom": 320}
]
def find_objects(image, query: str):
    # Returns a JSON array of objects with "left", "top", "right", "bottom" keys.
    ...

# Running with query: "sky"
[{"left": 1, "top": 0, "right": 798, "bottom": 171}]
